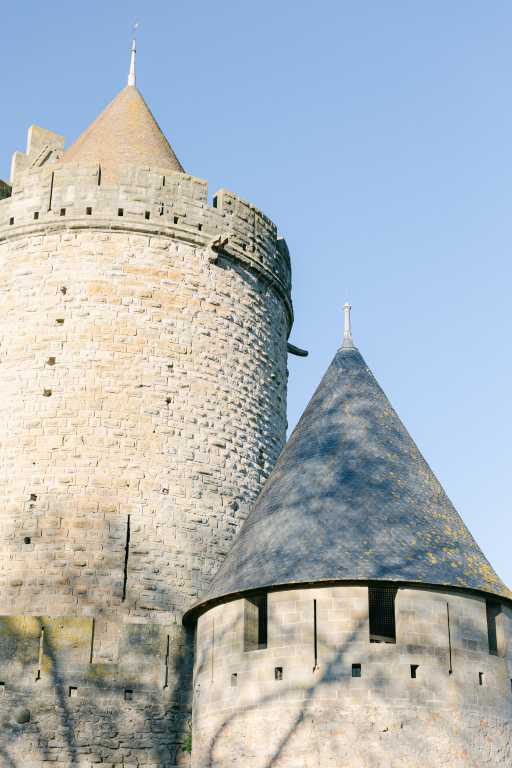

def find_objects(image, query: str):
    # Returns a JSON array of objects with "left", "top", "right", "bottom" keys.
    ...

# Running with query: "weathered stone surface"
[
  {"left": 0, "top": 118, "right": 292, "bottom": 766},
  {"left": 193, "top": 586, "right": 512, "bottom": 767}
]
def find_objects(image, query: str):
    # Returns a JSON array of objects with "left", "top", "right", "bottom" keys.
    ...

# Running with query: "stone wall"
[
  {"left": 192, "top": 585, "right": 512, "bottom": 768},
  {"left": 0, "top": 161, "right": 291, "bottom": 620},
  {"left": 0, "top": 151, "right": 292, "bottom": 767},
  {"left": 0, "top": 615, "right": 192, "bottom": 767}
]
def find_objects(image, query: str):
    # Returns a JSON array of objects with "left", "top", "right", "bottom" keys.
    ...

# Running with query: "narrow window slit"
[
  {"left": 313, "top": 599, "right": 318, "bottom": 670},
  {"left": 35, "top": 628, "right": 44, "bottom": 680},
  {"left": 274, "top": 667, "right": 283, "bottom": 681},
  {"left": 118, "top": 208, "right": 124, "bottom": 217},
  {"left": 231, "top": 673, "right": 238, "bottom": 687},
  {"left": 352, "top": 663, "right": 362, "bottom": 678},
  {"left": 410, "top": 664, "right": 419, "bottom": 679},
  {"left": 89, "top": 617, "right": 95, "bottom": 664},
  {"left": 9, "top": 217, "right": 14, "bottom": 225},
  {"left": 121, "top": 514, "right": 131, "bottom": 601},
  {"left": 479, "top": 672, "right": 484, "bottom": 686},
  {"left": 0, "top": 683, "right": 5, "bottom": 696},
  {"left": 163, "top": 634, "right": 170, "bottom": 689},
  {"left": 48, "top": 171, "right": 54, "bottom": 210},
  {"left": 174, "top": 216, "right": 179, "bottom": 224},
  {"left": 145, "top": 211, "right": 150, "bottom": 220}
]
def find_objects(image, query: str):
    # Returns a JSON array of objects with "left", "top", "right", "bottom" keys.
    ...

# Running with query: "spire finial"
[
  {"left": 341, "top": 302, "right": 355, "bottom": 349},
  {"left": 128, "top": 21, "right": 139, "bottom": 87}
]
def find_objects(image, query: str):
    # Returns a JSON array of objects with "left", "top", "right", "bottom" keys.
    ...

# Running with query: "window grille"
[
  {"left": 369, "top": 585, "right": 397, "bottom": 643},
  {"left": 486, "top": 600, "right": 501, "bottom": 656}
]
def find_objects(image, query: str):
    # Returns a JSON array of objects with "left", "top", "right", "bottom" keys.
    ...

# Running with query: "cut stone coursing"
[
  {"left": 0, "top": 149, "right": 292, "bottom": 767},
  {"left": 193, "top": 586, "right": 512, "bottom": 768}
]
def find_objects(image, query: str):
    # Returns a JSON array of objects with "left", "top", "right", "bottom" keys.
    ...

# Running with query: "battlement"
[
  {"left": 0, "top": 159, "right": 292, "bottom": 318},
  {"left": 193, "top": 585, "right": 512, "bottom": 767}
]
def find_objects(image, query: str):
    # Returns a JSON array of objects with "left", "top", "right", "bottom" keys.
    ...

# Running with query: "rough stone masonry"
[{"left": 0, "top": 78, "right": 292, "bottom": 767}]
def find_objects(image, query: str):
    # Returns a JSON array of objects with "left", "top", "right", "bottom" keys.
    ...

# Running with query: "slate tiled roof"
[
  {"left": 189, "top": 345, "right": 511, "bottom": 615},
  {"left": 62, "top": 85, "right": 183, "bottom": 183}
]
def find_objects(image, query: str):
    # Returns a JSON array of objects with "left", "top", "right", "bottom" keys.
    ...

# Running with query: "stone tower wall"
[
  {"left": 193, "top": 585, "right": 512, "bottom": 768},
  {"left": 0, "top": 159, "right": 291, "bottom": 622},
  {"left": 0, "top": 151, "right": 292, "bottom": 767}
]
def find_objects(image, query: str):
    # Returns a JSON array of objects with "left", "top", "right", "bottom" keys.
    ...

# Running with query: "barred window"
[{"left": 369, "top": 585, "right": 397, "bottom": 643}]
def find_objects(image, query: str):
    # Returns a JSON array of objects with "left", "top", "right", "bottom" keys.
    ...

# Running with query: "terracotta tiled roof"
[
  {"left": 61, "top": 85, "right": 183, "bottom": 183},
  {"left": 187, "top": 345, "right": 511, "bottom": 616}
]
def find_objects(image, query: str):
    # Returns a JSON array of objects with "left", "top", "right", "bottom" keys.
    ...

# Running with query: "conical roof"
[
  {"left": 61, "top": 85, "right": 183, "bottom": 183},
  {"left": 189, "top": 344, "right": 510, "bottom": 615}
]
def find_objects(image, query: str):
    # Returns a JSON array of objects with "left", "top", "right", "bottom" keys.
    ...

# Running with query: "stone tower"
[
  {"left": 0, "top": 46, "right": 292, "bottom": 766},
  {"left": 187, "top": 308, "right": 512, "bottom": 768}
]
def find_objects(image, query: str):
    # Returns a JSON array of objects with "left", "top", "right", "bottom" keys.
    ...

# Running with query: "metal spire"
[
  {"left": 128, "top": 21, "right": 139, "bottom": 87},
  {"left": 341, "top": 302, "right": 355, "bottom": 349}
]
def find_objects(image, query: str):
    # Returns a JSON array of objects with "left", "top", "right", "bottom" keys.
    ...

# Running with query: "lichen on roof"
[{"left": 189, "top": 345, "right": 511, "bottom": 613}]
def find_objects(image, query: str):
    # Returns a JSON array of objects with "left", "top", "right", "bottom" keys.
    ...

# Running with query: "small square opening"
[
  {"left": 145, "top": 211, "right": 150, "bottom": 220},
  {"left": 86, "top": 207, "right": 92, "bottom": 215},
  {"left": 56, "top": 319, "right": 64, "bottom": 325},
  {"left": 118, "top": 208, "right": 124, "bottom": 217},
  {"left": 47, "top": 357, "right": 56, "bottom": 366},
  {"left": 43, "top": 389, "right": 52, "bottom": 397},
  {"left": 410, "top": 664, "right": 419, "bottom": 679},
  {"left": 9, "top": 217, "right": 14, "bottom": 225},
  {"left": 68, "top": 686, "right": 78, "bottom": 698},
  {"left": 274, "top": 667, "right": 283, "bottom": 681},
  {"left": 24, "top": 537, "right": 31, "bottom": 545},
  {"left": 124, "top": 689, "right": 133, "bottom": 701},
  {"left": 33, "top": 212, "right": 39, "bottom": 220},
  {"left": 352, "top": 663, "right": 362, "bottom": 678},
  {"left": 60, "top": 208, "right": 66, "bottom": 216},
  {"left": 174, "top": 216, "right": 179, "bottom": 224}
]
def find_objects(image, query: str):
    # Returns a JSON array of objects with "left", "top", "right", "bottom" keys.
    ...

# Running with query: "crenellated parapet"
[
  {"left": 0, "top": 157, "right": 292, "bottom": 322},
  {"left": 192, "top": 585, "right": 512, "bottom": 768}
]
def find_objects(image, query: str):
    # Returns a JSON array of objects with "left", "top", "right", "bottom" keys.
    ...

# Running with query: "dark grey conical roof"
[{"left": 187, "top": 344, "right": 510, "bottom": 617}]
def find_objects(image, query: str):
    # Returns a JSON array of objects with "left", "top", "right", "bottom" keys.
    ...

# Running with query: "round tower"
[
  {"left": 186, "top": 308, "right": 512, "bottom": 768},
  {"left": 0, "top": 51, "right": 292, "bottom": 765}
]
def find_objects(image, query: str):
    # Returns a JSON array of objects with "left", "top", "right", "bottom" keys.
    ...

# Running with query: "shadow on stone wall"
[
  {"left": 0, "top": 586, "right": 194, "bottom": 767},
  {"left": 192, "top": 601, "right": 511, "bottom": 768}
]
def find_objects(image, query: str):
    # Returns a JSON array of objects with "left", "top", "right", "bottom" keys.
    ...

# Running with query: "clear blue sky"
[{"left": 2, "top": 1, "right": 511, "bottom": 587}]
